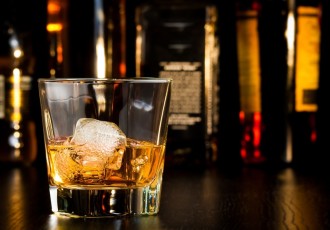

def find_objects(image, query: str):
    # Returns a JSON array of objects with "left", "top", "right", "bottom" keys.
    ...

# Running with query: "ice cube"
[{"left": 70, "top": 118, "right": 126, "bottom": 171}]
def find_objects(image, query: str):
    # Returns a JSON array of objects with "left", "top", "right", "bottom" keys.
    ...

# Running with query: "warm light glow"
[
  {"left": 96, "top": 37, "right": 106, "bottom": 78},
  {"left": 47, "top": 0, "right": 64, "bottom": 78},
  {"left": 253, "top": 112, "right": 261, "bottom": 124},
  {"left": 285, "top": 1, "right": 296, "bottom": 113},
  {"left": 285, "top": 12, "right": 295, "bottom": 67},
  {"left": 119, "top": 0, "right": 126, "bottom": 77},
  {"left": 253, "top": 129, "right": 260, "bottom": 147},
  {"left": 9, "top": 131, "right": 21, "bottom": 148},
  {"left": 135, "top": 25, "right": 142, "bottom": 77},
  {"left": 119, "top": 62, "right": 126, "bottom": 76},
  {"left": 13, "top": 49, "right": 22, "bottom": 58},
  {"left": 13, "top": 149, "right": 20, "bottom": 158},
  {"left": 240, "top": 112, "right": 263, "bottom": 163},
  {"left": 54, "top": 174, "right": 63, "bottom": 183},
  {"left": 253, "top": 112, "right": 261, "bottom": 147},
  {"left": 239, "top": 111, "right": 245, "bottom": 123},
  {"left": 311, "top": 130, "right": 317, "bottom": 143},
  {"left": 13, "top": 123, "right": 20, "bottom": 130},
  {"left": 245, "top": 134, "right": 251, "bottom": 142},
  {"left": 48, "top": 2, "right": 61, "bottom": 14},
  {"left": 57, "top": 42, "right": 63, "bottom": 63},
  {"left": 14, "top": 131, "right": 20, "bottom": 138},
  {"left": 253, "top": 150, "right": 261, "bottom": 158},
  {"left": 0, "top": 75, "right": 4, "bottom": 119},
  {"left": 11, "top": 68, "right": 21, "bottom": 122},
  {"left": 241, "top": 149, "right": 247, "bottom": 159},
  {"left": 13, "top": 68, "right": 21, "bottom": 107},
  {"left": 285, "top": 125, "right": 293, "bottom": 163},
  {"left": 50, "top": 69, "right": 56, "bottom": 77},
  {"left": 47, "top": 23, "right": 63, "bottom": 32}
]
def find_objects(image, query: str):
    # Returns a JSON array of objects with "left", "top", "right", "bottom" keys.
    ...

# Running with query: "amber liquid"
[{"left": 47, "top": 138, "right": 165, "bottom": 189}]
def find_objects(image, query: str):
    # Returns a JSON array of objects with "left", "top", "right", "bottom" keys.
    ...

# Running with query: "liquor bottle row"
[
  {"left": 231, "top": 0, "right": 324, "bottom": 169},
  {"left": 0, "top": 0, "right": 329, "bottom": 170},
  {"left": 234, "top": 0, "right": 329, "bottom": 170}
]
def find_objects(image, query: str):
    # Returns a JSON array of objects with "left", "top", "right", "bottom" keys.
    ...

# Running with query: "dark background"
[{"left": 0, "top": 0, "right": 329, "bottom": 170}]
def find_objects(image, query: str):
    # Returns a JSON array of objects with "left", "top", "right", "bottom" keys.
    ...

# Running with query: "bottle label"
[
  {"left": 0, "top": 75, "right": 4, "bottom": 119},
  {"left": 236, "top": 9, "right": 261, "bottom": 113},
  {"left": 159, "top": 62, "right": 202, "bottom": 129},
  {"left": 135, "top": 5, "right": 215, "bottom": 135},
  {"left": 295, "top": 6, "right": 320, "bottom": 112}
]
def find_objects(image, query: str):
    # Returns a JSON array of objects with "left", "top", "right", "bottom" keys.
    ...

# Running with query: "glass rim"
[{"left": 38, "top": 77, "right": 172, "bottom": 84}]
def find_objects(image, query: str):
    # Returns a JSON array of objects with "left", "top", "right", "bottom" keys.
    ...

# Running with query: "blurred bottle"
[
  {"left": 215, "top": 1, "right": 243, "bottom": 170},
  {"left": 46, "top": 0, "right": 127, "bottom": 78},
  {"left": 235, "top": 0, "right": 323, "bottom": 168},
  {"left": 289, "top": 0, "right": 322, "bottom": 167},
  {"left": 135, "top": 0, "right": 220, "bottom": 168},
  {"left": 235, "top": 0, "right": 264, "bottom": 165},
  {"left": 0, "top": 22, "right": 38, "bottom": 166},
  {"left": 316, "top": 0, "right": 330, "bottom": 169},
  {"left": 235, "top": 0, "right": 291, "bottom": 167}
]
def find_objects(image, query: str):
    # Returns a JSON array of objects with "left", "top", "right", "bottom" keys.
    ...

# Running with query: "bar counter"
[{"left": 1, "top": 161, "right": 330, "bottom": 230}]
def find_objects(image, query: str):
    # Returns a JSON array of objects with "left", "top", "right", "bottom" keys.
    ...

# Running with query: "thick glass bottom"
[{"left": 49, "top": 176, "right": 163, "bottom": 218}]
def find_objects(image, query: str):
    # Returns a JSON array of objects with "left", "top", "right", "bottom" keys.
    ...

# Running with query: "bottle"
[
  {"left": 0, "top": 22, "right": 38, "bottom": 166},
  {"left": 316, "top": 0, "right": 329, "bottom": 169},
  {"left": 235, "top": 0, "right": 263, "bottom": 165},
  {"left": 289, "top": 0, "right": 322, "bottom": 167},
  {"left": 235, "top": 0, "right": 291, "bottom": 166},
  {"left": 215, "top": 1, "right": 243, "bottom": 169},
  {"left": 235, "top": 0, "right": 323, "bottom": 168},
  {"left": 46, "top": 0, "right": 127, "bottom": 78},
  {"left": 135, "top": 0, "right": 220, "bottom": 168}
]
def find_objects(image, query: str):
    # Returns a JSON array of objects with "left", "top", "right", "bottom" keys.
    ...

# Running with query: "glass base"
[{"left": 49, "top": 177, "right": 162, "bottom": 218}]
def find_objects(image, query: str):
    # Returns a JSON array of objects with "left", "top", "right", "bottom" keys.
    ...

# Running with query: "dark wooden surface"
[{"left": 1, "top": 162, "right": 330, "bottom": 230}]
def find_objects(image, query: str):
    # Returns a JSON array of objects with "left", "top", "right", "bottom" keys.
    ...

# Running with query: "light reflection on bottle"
[{"left": 239, "top": 111, "right": 264, "bottom": 164}]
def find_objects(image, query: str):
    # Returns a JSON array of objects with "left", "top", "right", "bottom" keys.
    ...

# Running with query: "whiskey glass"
[{"left": 38, "top": 77, "right": 171, "bottom": 217}]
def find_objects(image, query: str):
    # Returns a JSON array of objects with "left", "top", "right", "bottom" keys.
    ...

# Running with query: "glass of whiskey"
[{"left": 38, "top": 78, "right": 172, "bottom": 217}]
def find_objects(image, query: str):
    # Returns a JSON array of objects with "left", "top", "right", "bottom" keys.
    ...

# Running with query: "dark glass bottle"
[
  {"left": 259, "top": 0, "right": 292, "bottom": 166},
  {"left": 216, "top": 1, "right": 243, "bottom": 170},
  {"left": 289, "top": 0, "right": 322, "bottom": 167},
  {"left": 235, "top": 0, "right": 323, "bottom": 168},
  {"left": 235, "top": 0, "right": 264, "bottom": 165},
  {"left": 316, "top": 0, "right": 329, "bottom": 170},
  {"left": 235, "top": 0, "right": 291, "bottom": 167},
  {"left": 135, "top": 0, "right": 220, "bottom": 168}
]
